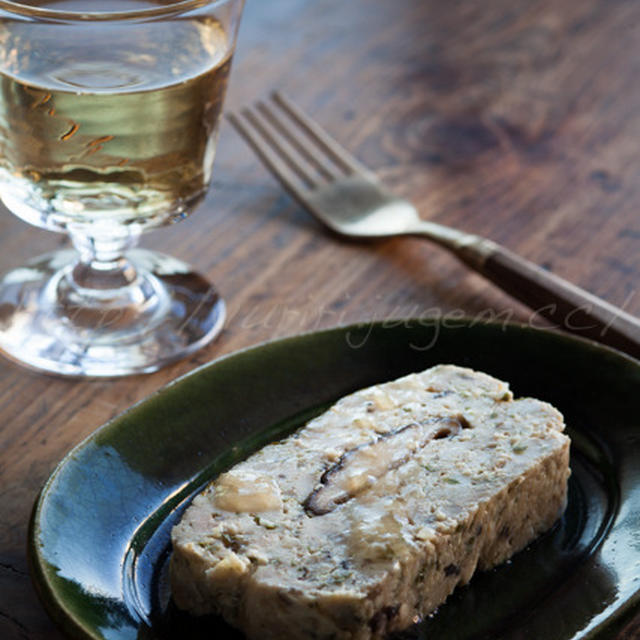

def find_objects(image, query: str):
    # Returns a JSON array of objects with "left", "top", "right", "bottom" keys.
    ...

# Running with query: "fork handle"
[{"left": 451, "top": 236, "right": 640, "bottom": 359}]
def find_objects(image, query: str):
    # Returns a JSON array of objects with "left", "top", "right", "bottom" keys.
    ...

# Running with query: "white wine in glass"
[{"left": 0, "top": 0, "right": 244, "bottom": 376}]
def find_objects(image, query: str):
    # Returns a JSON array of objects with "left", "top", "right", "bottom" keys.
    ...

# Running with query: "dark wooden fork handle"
[{"left": 457, "top": 239, "right": 640, "bottom": 359}]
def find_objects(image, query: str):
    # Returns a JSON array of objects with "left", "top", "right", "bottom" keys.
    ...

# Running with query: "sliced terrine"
[{"left": 170, "top": 364, "right": 571, "bottom": 639}]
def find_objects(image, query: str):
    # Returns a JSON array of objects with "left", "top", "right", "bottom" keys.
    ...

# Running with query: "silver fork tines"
[
  {"left": 228, "top": 92, "right": 375, "bottom": 192},
  {"left": 228, "top": 92, "right": 420, "bottom": 236}
]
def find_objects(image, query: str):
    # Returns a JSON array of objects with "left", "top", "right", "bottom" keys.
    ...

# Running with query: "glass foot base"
[{"left": 0, "top": 249, "right": 225, "bottom": 377}]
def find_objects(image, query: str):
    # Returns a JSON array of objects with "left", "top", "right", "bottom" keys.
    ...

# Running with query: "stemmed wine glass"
[{"left": 0, "top": 0, "right": 244, "bottom": 376}]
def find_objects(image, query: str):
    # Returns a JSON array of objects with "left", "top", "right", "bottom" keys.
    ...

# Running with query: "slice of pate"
[{"left": 170, "top": 364, "right": 570, "bottom": 639}]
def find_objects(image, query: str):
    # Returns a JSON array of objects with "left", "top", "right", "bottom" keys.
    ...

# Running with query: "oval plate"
[{"left": 28, "top": 320, "right": 640, "bottom": 640}]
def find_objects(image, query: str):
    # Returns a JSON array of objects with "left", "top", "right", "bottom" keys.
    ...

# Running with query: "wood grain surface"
[{"left": 1, "top": 0, "right": 639, "bottom": 638}]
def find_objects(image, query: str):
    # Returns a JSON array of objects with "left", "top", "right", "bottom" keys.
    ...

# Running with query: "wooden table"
[{"left": 1, "top": 0, "right": 639, "bottom": 638}]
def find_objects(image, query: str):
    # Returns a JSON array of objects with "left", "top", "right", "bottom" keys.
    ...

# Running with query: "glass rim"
[{"left": 0, "top": 0, "right": 231, "bottom": 21}]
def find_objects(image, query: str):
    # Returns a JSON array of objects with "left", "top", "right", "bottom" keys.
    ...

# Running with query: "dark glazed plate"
[{"left": 28, "top": 320, "right": 640, "bottom": 640}]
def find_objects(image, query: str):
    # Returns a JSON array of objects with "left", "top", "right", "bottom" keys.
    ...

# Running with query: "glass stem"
[
  {"left": 49, "top": 229, "right": 163, "bottom": 335},
  {"left": 67, "top": 230, "right": 140, "bottom": 296}
]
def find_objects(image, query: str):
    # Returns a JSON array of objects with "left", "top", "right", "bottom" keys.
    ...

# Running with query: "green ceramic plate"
[{"left": 29, "top": 320, "right": 640, "bottom": 640}]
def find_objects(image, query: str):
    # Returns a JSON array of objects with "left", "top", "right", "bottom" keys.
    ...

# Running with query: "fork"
[{"left": 228, "top": 92, "right": 640, "bottom": 359}]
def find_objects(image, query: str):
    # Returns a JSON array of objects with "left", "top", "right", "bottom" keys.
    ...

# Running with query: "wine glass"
[{"left": 0, "top": 0, "right": 244, "bottom": 376}]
